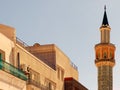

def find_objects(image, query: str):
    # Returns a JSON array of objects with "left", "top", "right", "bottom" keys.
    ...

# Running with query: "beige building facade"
[
  {"left": 0, "top": 24, "right": 87, "bottom": 90},
  {"left": 0, "top": 25, "right": 27, "bottom": 90}
]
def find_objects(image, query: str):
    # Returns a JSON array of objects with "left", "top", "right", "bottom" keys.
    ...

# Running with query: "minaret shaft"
[{"left": 98, "top": 66, "right": 113, "bottom": 90}]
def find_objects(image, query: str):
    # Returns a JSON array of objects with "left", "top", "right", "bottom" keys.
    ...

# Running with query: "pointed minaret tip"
[{"left": 102, "top": 5, "right": 109, "bottom": 26}]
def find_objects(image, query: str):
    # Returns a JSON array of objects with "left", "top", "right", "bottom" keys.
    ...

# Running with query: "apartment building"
[{"left": 0, "top": 24, "right": 87, "bottom": 90}]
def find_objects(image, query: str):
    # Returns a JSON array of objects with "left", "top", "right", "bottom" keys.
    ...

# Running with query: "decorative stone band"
[{"left": 95, "top": 60, "right": 115, "bottom": 67}]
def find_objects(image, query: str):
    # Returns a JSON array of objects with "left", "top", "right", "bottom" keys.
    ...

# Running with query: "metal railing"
[
  {"left": 0, "top": 59, "right": 27, "bottom": 81},
  {"left": 70, "top": 61, "right": 78, "bottom": 71},
  {"left": 27, "top": 79, "right": 49, "bottom": 90},
  {"left": 16, "top": 37, "right": 29, "bottom": 48}
]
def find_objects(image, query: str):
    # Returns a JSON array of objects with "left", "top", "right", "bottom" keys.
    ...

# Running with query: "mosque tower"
[{"left": 95, "top": 6, "right": 116, "bottom": 90}]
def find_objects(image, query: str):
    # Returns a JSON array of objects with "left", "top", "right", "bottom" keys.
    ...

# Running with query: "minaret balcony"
[{"left": 95, "top": 59, "right": 115, "bottom": 67}]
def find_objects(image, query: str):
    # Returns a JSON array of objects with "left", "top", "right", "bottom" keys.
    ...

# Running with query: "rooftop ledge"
[
  {"left": 16, "top": 37, "right": 78, "bottom": 71},
  {"left": 0, "top": 59, "right": 27, "bottom": 81}
]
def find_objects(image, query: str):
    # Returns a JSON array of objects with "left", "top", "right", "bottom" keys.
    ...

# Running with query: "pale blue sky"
[{"left": 0, "top": 0, "right": 120, "bottom": 90}]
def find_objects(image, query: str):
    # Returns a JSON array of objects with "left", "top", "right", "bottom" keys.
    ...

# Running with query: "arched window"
[
  {"left": 110, "top": 52, "right": 114, "bottom": 59},
  {"left": 98, "top": 52, "right": 100, "bottom": 59},
  {"left": 103, "top": 52, "right": 107, "bottom": 58}
]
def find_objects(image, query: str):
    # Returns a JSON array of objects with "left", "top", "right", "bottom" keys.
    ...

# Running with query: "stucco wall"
[
  {"left": 0, "top": 70, "right": 26, "bottom": 90},
  {"left": 16, "top": 45, "right": 57, "bottom": 85},
  {"left": 55, "top": 46, "right": 78, "bottom": 81},
  {"left": 0, "top": 33, "right": 14, "bottom": 63}
]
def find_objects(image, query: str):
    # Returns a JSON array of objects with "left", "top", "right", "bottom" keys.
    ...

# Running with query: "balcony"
[
  {"left": 0, "top": 59, "right": 27, "bottom": 81},
  {"left": 95, "top": 59, "right": 115, "bottom": 63},
  {"left": 27, "top": 79, "right": 49, "bottom": 90}
]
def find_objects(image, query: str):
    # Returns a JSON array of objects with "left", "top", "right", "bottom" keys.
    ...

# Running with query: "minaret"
[{"left": 95, "top": 6, "right": 116, "bottom": 90}]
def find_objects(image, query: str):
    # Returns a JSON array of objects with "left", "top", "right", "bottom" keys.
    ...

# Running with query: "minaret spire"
[
  {"left": 102, "top": 5, "right": 109, "bottom": 26},
  {"left": 100, "top": 6, "right": 111, "bottom": 43}
]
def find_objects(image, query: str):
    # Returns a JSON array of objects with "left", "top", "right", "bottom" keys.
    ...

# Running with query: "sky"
[{"left": 0, "top": 0, "right": 120, "bottom": 90}]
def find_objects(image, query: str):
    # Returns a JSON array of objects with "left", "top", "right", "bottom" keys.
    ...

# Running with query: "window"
[
  {"left": 96, "top": 52, "right": 100, "bottom": 59},
  {"left": 0, "top": 49, "right": 5, "bottom": 60},
  {"left": 17, "top": 53, "right": 20, "bottom": 68},
  {"left": 110, "top": 51, "right": 114, "bottom": 59},
  {"left": 57, "top": 67, "right": 60, "bottom": 79},
  {"left": 29, "top": 68, "right": 40, "bottom": 85},
  {"left": 57, "top": 65, "right": 64, "bottom": 81},
  {"left": 48, "top": 82, "right": 52, "bottom": 90},
  {"left": 45, "top": 79, "right": 56, "bottom": 90},
  {"left": 103, "top": 52, "right": 107, "bottom": 58},
  {"left": 61, "top": 69, "right": 64, "bottom": 81}
]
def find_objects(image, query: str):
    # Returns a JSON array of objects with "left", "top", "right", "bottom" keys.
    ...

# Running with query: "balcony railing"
[
  {"left": 95, "top": 59, "right": 115, "bottom": 63},
  {"left": 0, "top": 59, "right": 27, "bottom": 81},
  {"left": 16, "top": 37, "right": 29, "bottom": 48},
  {"left": 70, "top": 61, "right": 78, "bottom": 71},
  {"left": 27, "top": 79, "right": 49, "bottom": 90}
]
